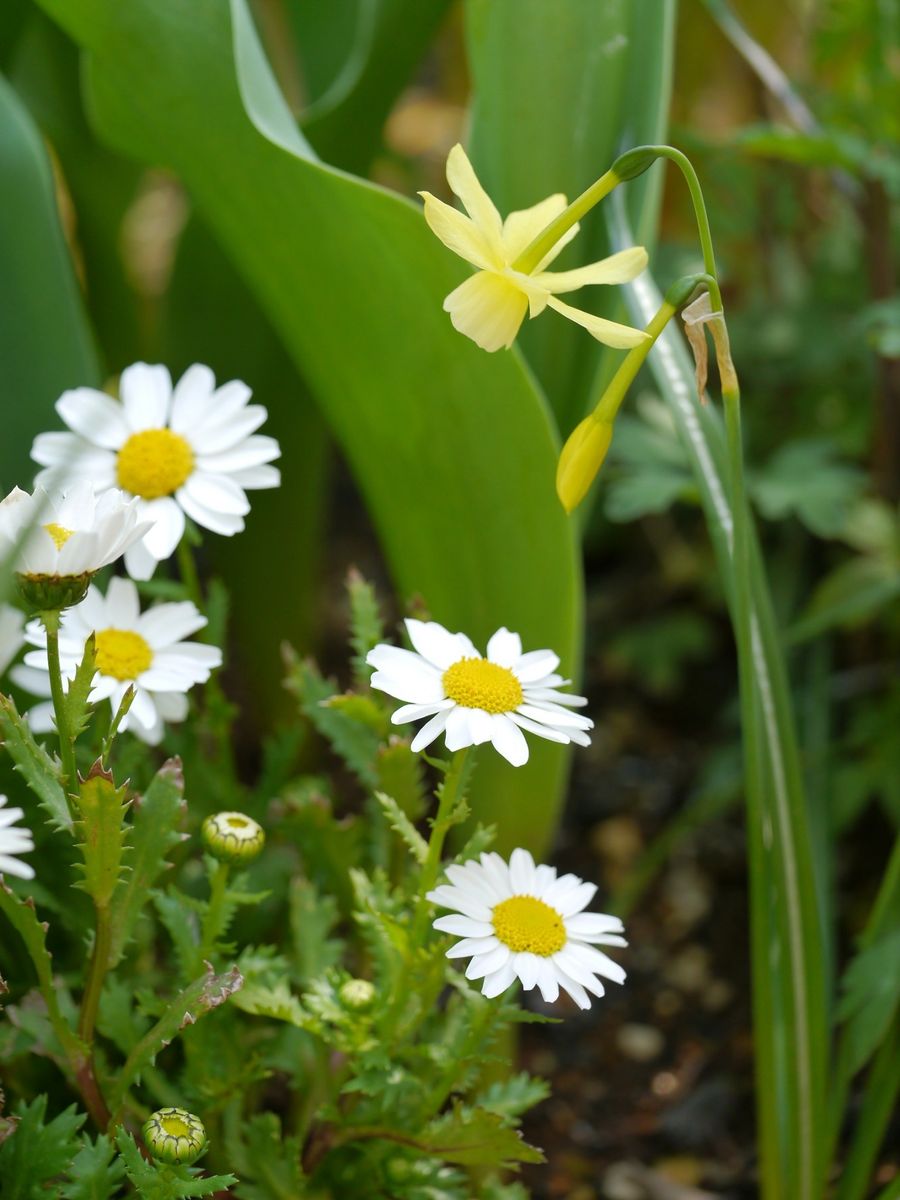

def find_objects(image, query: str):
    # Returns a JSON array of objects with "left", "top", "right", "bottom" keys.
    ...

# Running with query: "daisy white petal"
[
  {"left": 0, "top": 794, "right": 34, "bottom": 880},
  {"left": 120, "top": 363, "right": 173, "bottom": 430},
  {"left": 486, "top": 627, "right": 522, "bottom": 667},
  {"left": 0, "top": 605, "right": 25, "bottom": 677},
  {"left": 489, "top": 713, "right": 529, "bottom": 766},
  {"left": 410, "top": 709, "right": 452, "bottom": 753},
  {"left": 431, "top": 850, "right": 626, "bottom": 1010},
  {"left": 57, "top": 388, "right": 129, "bottom": 448}
]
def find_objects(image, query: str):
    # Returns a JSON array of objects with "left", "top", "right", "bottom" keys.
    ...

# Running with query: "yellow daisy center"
[
  {"left": 160, "top": 1114, "right": 190, "bottom": 1139},
  {"left": 44, "top": 522, "right": 74, "bottom": 549},
  {"left": 116, "top": 428, "right": 194, "bottom": 499},
  {"left": 95, "top": 628, "right": 153, "bottom": 681},
  {"left": 442, "top": 657, "right": 523, "bottom": 714},
  {"left": 492, "top": 895, "right": 566, "bottom": 956}
]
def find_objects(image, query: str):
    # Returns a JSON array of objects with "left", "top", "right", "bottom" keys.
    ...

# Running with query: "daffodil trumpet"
[
  {"left": 420, "top": 144, "right": 650, "bottom": 353},
  {"left": 556, "top": 274, "right": 714, "bottom": 513}
]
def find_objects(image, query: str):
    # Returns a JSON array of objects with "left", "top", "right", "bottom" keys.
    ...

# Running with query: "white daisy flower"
[
  {"left": 429, "top": 849, "right": 627, "bottom": 1009},
  {"left": 11, "top": 577, "right": 222, "bottom": 745},
  {"left": 0, "top": 604, "right": 25, "bottom": 677},
  {"left": 366, "top": 619, "right": 592, "bottom": 766},
  {"left": 0, "top": 794, "right": 35, "bottom": 881},
  {"left": 0, "top": 483, "right": 148, "bottom": 582},
  {"left": 32, "top": 362, "right": 282, "bottom": 580}
]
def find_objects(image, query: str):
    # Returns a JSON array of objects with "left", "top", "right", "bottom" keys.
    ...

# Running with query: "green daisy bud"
[
  {"left": 17, "top": 571, "right": 92, "bottom": 614},
  {"left": 201, "top": 811, "right": 265, "bottom": 865},
  {"left": 339, "top": 978, "right": 375, "bottom": 1010},
  {"left": 143, "top": 1107, "right": 207, "bottom": 1166}
]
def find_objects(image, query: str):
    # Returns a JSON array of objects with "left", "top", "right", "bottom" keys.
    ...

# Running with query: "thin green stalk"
[
  {"left": 176, "top": 535, "right": 204, "bottom": 610},
  {"left": 835, "top": 1022, "right": 900, "bottom": 1200},
  {"left": 78, "top": 905, "right": 112, "bottom": 1045},
  {"left": 196, "top": 861, "right": 230, "bottom": 970},
  {"left": 41, "top": 609, "right": 79, "bottom": 815},
  {"left": 513, "top": 169, "right": 619, "bottom": 273},
  {"left": 410, "top": 748, "right": 471, "bottom": 948}
]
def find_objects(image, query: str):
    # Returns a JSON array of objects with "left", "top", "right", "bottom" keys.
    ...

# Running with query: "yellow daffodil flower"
[{"left": 420, "top": 144, "right": 650, "bottom": 353}]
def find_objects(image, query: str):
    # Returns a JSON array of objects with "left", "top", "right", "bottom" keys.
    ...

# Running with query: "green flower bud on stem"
[
  {"left": 339, "top": 978, "right": 376, "bottom": 1010},
  {"left": 143, "top": 1108, "right": 207, "bottom": 1166},
  {"left": 17, "top": 571, "right": 91, "bottom": 614},
  {"left": 202, "top": 812, "right": 265, "bottom": 865}
]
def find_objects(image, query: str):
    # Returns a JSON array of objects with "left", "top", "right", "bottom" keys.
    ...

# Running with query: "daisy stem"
[
  {"left": 41, "top": 609, "right": 79, "bottom": 815},
  {"left": 196, "top": 861, "right": 230, "bottom": 970},
  {"left": 411, "top": 748, "right": 472, "bottom": 948},
  {"left": 78, "top": 903, "right": 111, "bottom": 1046},
  {"left": 176, "top": 536, "right": 204, "bottom": 609}
]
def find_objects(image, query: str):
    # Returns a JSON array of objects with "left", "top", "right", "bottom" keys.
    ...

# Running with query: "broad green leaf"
[
  {"left": 789, "top": 556, "right": 900, "bottom": 644},
  {"left": 109, "top": 757, "right": 185, "bottom": 966},
  {"left": 109, "top": 963, "right": 243, "bottom": 1112},
  {"left": 301, "top": 0, "right": 454, "bottom": 173},
  {"left": 0, "top": 693, "right": 70, "bottom": 832},
  {"left": 74, "top": 765, "right": 129, "bottom": 908},
  {"left": 0, "top": 1096, "right": 83, "bottom": 1200},
  {"left": 466, "top": 0, "right": 674, "bottom": 427},
  {"left": 0, "top": 71, "right": 98, "bottom": 491},
  {"left": 750, "top": 439, "right": 866, "bottom": 538},
  {"left": 36, "top": 0, "right": 580, "bottom": 855},
  {"left": 836, "top": 930, "right": 900, "bottom": 1075}
]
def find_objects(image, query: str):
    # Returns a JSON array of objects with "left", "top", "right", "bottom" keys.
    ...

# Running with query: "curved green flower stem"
[
  {"left": 40, "top": 609, "right": 79, "bottom": 818},
  {"left": 195, "top": 861, "right": 230, "bottom": 971},
  {"left": 513, "top": 169, "right": 619, "bottom": 274},
  {"left": 410, "top": 748, "right": 472, "bottom": 950}
]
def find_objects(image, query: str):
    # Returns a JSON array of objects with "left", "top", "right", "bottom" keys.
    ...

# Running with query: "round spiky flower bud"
[
  {"left": 143, "top": 1108, "right": 207, "bottom": 1166},
  {"left": 201, "top": 811, "right": 265, "bottom": 865},
  {"left": 339, "top": 978, "right": 375, "bottom": 1010}
]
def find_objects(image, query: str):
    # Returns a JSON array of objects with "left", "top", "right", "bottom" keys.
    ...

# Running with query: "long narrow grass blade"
[{"left": 608, "top": 199, "right": 829, "bottom": 1198}]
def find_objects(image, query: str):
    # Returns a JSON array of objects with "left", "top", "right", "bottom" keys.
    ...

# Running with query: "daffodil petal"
[
  {"left": 501, "top": 193, "right": 568, "bottom": 260},
  {"left": 535, "top": 246, "right": 649, "bottom": 294},
  {"left": 546, "top": 297, "right": 650, "bottom": 349},
  {"left": 443, "top": 272, "right": 528, "bottom": 352},
  {"left": 445, "top": 144, "right": 504, "bottom": 255},
  {"left": 419, "top": 192, "right": 496, "bottom": 271}
]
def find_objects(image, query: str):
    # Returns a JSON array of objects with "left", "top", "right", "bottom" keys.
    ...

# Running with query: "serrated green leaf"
[
  {"left": 152, "top": 889, "right": 200, "bottom": 983},
  {"left": 115, "top": 1128, "right": 237, "bottom": 1199},
  {"left": 346, "top": 569, "right": 385, "bottom": 688},
  {"left": 285, "top": 652, "right": 381, "bottom": 787},
  {"left": 750, "top": 439, "right": 866, "bottom": 538},
  {"left": 74, "top": 766, "right": 130, "bottom": 908},
  {"left": 0, "top": 882, "right": 83, "bottom": 1062},
  {"left": 420, "top": 1103, "right": 544, "bottom": 1167},
  {"left": 109, "top": 758, "right": 185, "bottom": 966},
  {"left": 0, "top": 1095, "right": 84, "bottom": 1199},
  {"left": 230, "top": 979, "right": 305, "bottom": 1027},
  {"left": 64, "top": 633, "right": 96, "bottom": 740},
  {"left": 375, "top": 791, "right": 427, "bottom": 864},
  {"left": 376, "top": 738, "right": 427, "bottom": 822},
  {"left": 97, "top": 974, "right": 149, "bottom": 1055},
  {"left": 229, "top": 1112, "right": 304, "bottom": 1200},
  {"left": 288, "top": 876, "right": 343, "bottom": 985},
  {"left": 109, "top": 963, "right": 243, "bottom": 1112},
  {"left": 476, "top": 1072, "right": 550, "bottom": 1122},
  {"left": 61, "top": 1133, "right": 125, "bottom": 1200},
  {"left": 0, "top": 693, "right": 70, "bottom": 832}
]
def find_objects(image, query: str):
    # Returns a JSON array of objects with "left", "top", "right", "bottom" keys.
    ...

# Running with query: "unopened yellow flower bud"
[
  {"left": 201, "top": 811, "right": 265, "bottom": 865},
  {"left": 339, "top": 978, "right": 375, "bottom": 1010},
  {"left": 143, "top": 1107, "right": 207, "bottom": 1166},
  {"left": 556, "top": 416, "right": 614, "bottom": 514}
]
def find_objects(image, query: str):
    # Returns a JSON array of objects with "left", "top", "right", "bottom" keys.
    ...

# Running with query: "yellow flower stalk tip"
[
  {"left": 420, "top": 144, "right": 651, "bottom": 353},
  {"left": 556, "top": 415, "right": 614, "bottom": 514}
]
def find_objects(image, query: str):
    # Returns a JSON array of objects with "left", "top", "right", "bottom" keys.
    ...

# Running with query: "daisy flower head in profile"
[
  {"left": 419, "top": 143, "right": 650, "bottom": 353},
  {"left": 12, "top": 576, "right": 222, "bottom": 745},
  {"left": 0, "top": 483, "right": 148, "bottom": 611},
  {"left": 0, "top": 604, "right": 25, "bottom": 677},
  {"left": 430, "top": 849, "right": 626, "bottom": 1009},
  {"left": 366, "top": 619, "right": 592, "bottom": 767},
  {"left": 0, "top": 794, "right": 35, "bottom": 881},
  {"left": 31, "top": 363, "right": 281, "bottom": 580}
]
